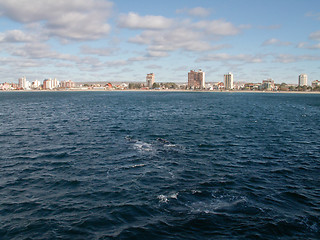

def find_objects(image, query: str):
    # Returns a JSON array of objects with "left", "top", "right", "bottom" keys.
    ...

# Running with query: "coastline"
[{"left": 1, "top": 89, "right": 320, "bottom": 94}]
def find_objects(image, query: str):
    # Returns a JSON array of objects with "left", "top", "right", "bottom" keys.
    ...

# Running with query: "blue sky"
[{"left": 0, "top": 0, "right": 319, "bottom": 84}]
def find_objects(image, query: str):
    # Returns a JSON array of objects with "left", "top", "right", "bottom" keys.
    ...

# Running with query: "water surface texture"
[{"left": 0, "top": 92, "right": 319, "bottom": 239}]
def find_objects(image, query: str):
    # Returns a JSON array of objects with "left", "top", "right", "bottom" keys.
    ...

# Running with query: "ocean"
[{"left": 0, "top": 91, "right": 319, "bottom": 239}]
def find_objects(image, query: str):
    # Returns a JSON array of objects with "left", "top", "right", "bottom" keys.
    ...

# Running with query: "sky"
[{"left": 0, "top": 0, "right": 320, "bottom": 84}]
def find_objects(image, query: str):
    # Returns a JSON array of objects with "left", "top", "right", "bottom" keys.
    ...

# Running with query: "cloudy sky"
[{"left": 0, "top": 0, "right": 319, "bottom": 84}]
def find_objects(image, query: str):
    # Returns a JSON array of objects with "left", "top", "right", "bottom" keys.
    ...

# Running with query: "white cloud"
[
  {"left": 128, "top": 56, "right": 149, "bottom": 62},
  {"left": 81, "top": 46, "right": 115, "bottom": 56},
  {"left": 309, "top": 30, "right": 320, "bottom": 41},
  {"left": 297, "top": 42, "right": 308, "bottom": 48},
  {"left": 125, "top": 15, "right": 243, "bottom": 58},
  {"left": 145, "top": 64, "right": 163, "bottom": 69},
  {"left": 193, "top": 19, "right": 241, "bottom": 36},
  {"left": 105, "top": 60, "right": 128, "bottom": 67},
  {"left": 117, "top": 12, "right": 173, "bottom": 30},
  {"left": 147, "top": 51, "right": 169, "bottom": 57},
  {"left": 198, "top": 53, "right": 264, "bottom": 63},
  {"left": 305, "top": 12, "right": 320, "bottom": 20},
  {"left": 0, "top": 30, "right": 37, "bottom": 43},
  {"left": 262, "top": 38, "right": 292, "bottom": 46},
  {"left": 258, "top": 24, "right": 282, "bottom": 30},
  {"left": 129, "top": 27, "right": 215, "bottom": 55},
  {"left": 307, "top": 43, "right": 320, "bottom": 49},
  {"left": 297, "top": 42, "right": 320, "bottom": 49},
  {"left": 274, "top": 54, "right": 320, "bottom": 63},
  {"left": 10, "top": 42, "right": 78, "bottom": 62},
  {"left": 0, "top": 0, "right": 113, "bottom": 41},
  {"left": 176, "top": 7, "right": 211, "bottom": 17}
]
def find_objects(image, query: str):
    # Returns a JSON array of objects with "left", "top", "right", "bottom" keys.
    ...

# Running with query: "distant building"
[
  {"left": 261, "top": 79, "right": 275, "bottom": 91},
  {"left": 43, "top": 79, "right": 52, "bottom": 90},
  {"left": 52, "top": 78, "right": 59, "bottom": 89},
  {"left": 312, "top": 80, "right": 319, "bottom": 88},
  {"left": 0, "top": 82, "right": 12, "bottom": 91},
  {"left": 234, "top": 81, "right": 246, "bottom": 90},
  {"left": 146, "top": 73, "right": 155, "bottom": 88},
  {"left": 298, "top": 74, "right": 308, "bottom": 86},
  {"left": 32, "top": 80, "right": 40, "bottom": 89},
  {"left": 224, "top": 72, "right": 233, "bottom": 90},
  {"left": 18, "top": 76, "right": 27, "bottom": 89},
  {"left": 60, "top": 80, "right": 75, "bottom": 88},
  {"left": 188, "top": 69, "right": 205, "bottom": 89}
]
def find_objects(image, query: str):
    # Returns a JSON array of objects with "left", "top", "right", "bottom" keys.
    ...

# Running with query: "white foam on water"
[
  {"left": 133, "top": 141, "right": 154, "bottom": 153},
  {"left": 189, "top": 195, "right": 248, "bottom": 214},
  {"left": 130, "top": 163, "right": 145, "bottom": 168},
  {"left": 158, "top": 195, "right": 168, "bottom": 203},
  {"left": 191, "top": 190, "right": 202, "bottom": 194},
  {"left": 169, "top": 192, "right": 179, "bottom": 199},
  {"left": 158, "top": 192, "right": 179, "bottom": 203}
]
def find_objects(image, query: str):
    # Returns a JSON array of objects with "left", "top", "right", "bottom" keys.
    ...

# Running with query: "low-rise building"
[
  {"left": 261, "top": 79, "right": 275, "bottom": 91},
  {"left": 0, "top": 83, "right": 12, "bottom": 91},
  {"left": 32, "top": 80, "right": 40, "bottom": 89},
  {"left": 60, "top": 80, "right": 75, "bottom": 88},
  {"left": 312, "top": 80, "right": 319, "bottom": 88}
]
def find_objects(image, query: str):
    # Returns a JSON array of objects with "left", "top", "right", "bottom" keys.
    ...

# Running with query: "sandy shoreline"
[{"left": 1, "top": 89, "right": 320, "bottom": 94}]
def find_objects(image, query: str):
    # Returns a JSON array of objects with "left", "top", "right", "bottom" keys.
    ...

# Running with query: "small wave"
[
  {"left": 301, "top": 216, "right": 320, "bottom": 233},
  {"left": 133, "top": 141, "right": 154, "bottom": 152},
  {"left": 125, "top": 136, "right": 155, "bottom": 153},
  {"left": 34, "top": 152, "right": 70, "bottom": 160},
  {"left": 158, "top": 195, "right": 168, "bottom": 203},
  {"left": 271, "top": 168, "right": 294, "bottom": 175},
  {"left": 156, "top": 138, "right": 170, "bottom": 144},
  {"left": 125, "top": 164, "right": 146, "bottom": 169},
  {"left": 191, "top": 190, "right": 202, "bottom": 194},
  {"left": 157, "top": 192, "right": 179, "bottom": 203},
  {"left": 170, "top": 192, "right": 179, "bottom": 199},
  {"left": 281, "top": 191, "right": 310, "bottom": 204},
  {"left": 188, "top": 192, "right": 249, "bottom": 215},
  {"left": 53, "top": 179, "right": 81, "bottom": 187},
  {"left": 156, "top": 138, "right": 183, "bottom": 150}
]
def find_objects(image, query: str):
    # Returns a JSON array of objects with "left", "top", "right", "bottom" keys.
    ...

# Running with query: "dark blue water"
[{"left": 0, "top": 92, "right": 319, "bottom": 239}]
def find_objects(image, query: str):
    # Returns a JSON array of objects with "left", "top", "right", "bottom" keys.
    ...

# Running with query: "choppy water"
[{"left": 0, "top": 91, "right": 319, "bottom": 239}]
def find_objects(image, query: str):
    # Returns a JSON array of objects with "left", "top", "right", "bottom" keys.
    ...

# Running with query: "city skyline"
[
  {"left": 2, "top": 71, "right": 320, "bottom": 91},
  {"left": 2, "top": 72, "right": 317, "bottom": 87},
  {"left": 0, "top": 0, "right": 320, "bottom": 84}
]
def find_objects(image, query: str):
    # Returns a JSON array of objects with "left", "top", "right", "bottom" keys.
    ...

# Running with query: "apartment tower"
[
  {"left": 146, "top": 73, "right": 155, "bottom": 88},
  {"left": 18, "top": 76, "right": 27, "bottom": 89},
  {"left": 188, "top": 69, "right": 205, "bottom": 89},
  {"left": 224, "top": 72, "right": 234, "bottom": 90},
  {"left": 298, "top": 74, "right": 308, "bottom": 86}
]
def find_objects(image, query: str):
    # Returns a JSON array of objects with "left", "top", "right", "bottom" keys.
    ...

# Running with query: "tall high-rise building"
[
  {"left": 43, "top": 79, "right": 52, "bottom": 90},
  {"left": 298, "top": 74, "right": 307, "bottom": 86},
  {"left": 52, "top": 78, "right": 59, "bottom": 89},
  {"left": 188, "top": 69, "right": 205, "bottom": 89},
  {"left": 146, "top": 73, "right": 155, "bottom": 88},
  {"left": 18, "top": 76, "right": 27, "bottom": 89},
  {"left": 224, "top": 72, "right": 234, "bottom": 90}
]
